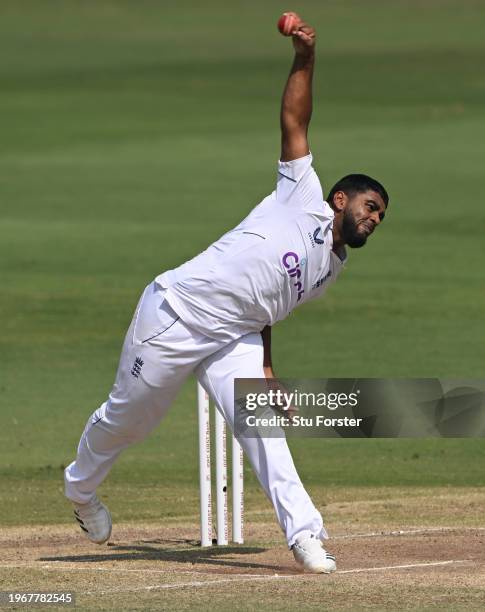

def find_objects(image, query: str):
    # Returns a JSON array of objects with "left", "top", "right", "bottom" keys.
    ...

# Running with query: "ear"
[{"left": 332, "top": 190, "right": 347, "bottom": 213}]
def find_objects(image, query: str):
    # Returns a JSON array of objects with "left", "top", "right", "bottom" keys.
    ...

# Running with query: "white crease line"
[
  {"left": 338, "top": 560, "right": 470, "bottom": 574},
  {"left": 333, "top": 527, "right": 485, "bottom": 540},
  {"left": 83, "top": 560, "right": 473, "bottom": 595}
]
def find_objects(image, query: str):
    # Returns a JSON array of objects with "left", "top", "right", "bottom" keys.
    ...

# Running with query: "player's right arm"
[
  {"left": 261, "top": 325, "right": 274, "bottom": 379},
  {"left": 280, "top": 20, "right": 316, "bottom": 162}
]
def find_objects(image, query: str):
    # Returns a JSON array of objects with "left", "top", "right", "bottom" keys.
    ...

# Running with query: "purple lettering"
[
  {"left": 282, "top": 251, "right": 305, "bottom": 302},
  {"left": 282, "top": 252, "right": 298, "bottom": 268}
]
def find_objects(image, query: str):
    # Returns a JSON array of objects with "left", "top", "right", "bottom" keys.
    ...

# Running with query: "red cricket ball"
[{"left": 277, "top": 12, "right": 300, "bottom": 37}]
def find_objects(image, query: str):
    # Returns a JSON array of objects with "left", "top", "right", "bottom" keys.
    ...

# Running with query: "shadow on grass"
[{"left": 39, "top": 541, "right": 283, "bottom": 572}]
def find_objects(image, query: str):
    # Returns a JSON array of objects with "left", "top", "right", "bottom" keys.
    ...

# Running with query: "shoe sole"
[
  {"left": 300, "top": 557, "right": 337, "bottom": 574},
  {"left": 296, "top": 561, "right": 337, "bottom": 574},
  {"left": 309, "top": 566, "right": 336, "bottom": 574}
]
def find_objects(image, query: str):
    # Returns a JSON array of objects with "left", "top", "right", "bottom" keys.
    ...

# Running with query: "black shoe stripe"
[
  {"left": 79, "top": 525, "right": 89, "bottom": 533},
  {"left": 74, "top": 516, "right": 84, "bottom": 525}
]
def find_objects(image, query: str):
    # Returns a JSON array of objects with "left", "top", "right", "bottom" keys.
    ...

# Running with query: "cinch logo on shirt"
[{"left": 282, "top": 252, "right": 305, "bottom": 302}]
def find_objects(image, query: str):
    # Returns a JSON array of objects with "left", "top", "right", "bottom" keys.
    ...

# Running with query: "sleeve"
[{"left": 275, "top": 153, "right": 324, "bottom": 210}]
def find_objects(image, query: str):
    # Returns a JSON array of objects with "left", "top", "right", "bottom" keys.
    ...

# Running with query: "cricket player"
[{"left": 65, "top": 16, "right": 388, "bottom": 574}]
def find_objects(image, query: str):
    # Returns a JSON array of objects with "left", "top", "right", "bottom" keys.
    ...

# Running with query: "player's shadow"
[{"left": 39, "top": 540, "right": 287, "bottom": 572}]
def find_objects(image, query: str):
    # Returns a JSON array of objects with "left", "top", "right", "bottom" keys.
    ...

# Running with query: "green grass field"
[{"left": 1, "top": 0, "right": 484, "bottom": 559}]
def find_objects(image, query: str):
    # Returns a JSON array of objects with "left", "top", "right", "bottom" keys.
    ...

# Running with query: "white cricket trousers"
[{"left": 64, "top": 282, "right": 327, "bottom": 547}]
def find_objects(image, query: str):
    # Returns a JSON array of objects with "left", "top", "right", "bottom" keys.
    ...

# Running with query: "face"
[{"left": 340, "top": 190, "right": 386, "bottom": 248}]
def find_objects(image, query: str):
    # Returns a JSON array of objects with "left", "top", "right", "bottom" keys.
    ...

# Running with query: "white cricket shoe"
[
  {"left": 73, "top": 495, "right": 112, "bottom": 544},
  {"left": 292, "top": 534, "right": 337, "bottom": 574}
]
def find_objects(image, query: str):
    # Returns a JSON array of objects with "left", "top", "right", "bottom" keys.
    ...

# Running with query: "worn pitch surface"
[{"left": 1, "top": 494, "right": 484, "bottom": 610}]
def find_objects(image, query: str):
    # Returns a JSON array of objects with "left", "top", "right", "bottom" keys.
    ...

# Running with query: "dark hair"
[{"left": 327, "top": 174, "right": 389, "bottom": 208}]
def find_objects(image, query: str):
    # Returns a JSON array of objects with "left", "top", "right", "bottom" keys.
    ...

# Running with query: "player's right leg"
[
  {"left": 196, "top": 333, "right": 336, "bottom": 573},
  {"left": 64, "top": 282, "right": 222, "bottom": 543}
]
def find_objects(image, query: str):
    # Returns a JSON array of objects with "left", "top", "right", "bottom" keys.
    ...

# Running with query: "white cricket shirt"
[{"left": 156, "top": 154, "right": 346, "bottom": 341}]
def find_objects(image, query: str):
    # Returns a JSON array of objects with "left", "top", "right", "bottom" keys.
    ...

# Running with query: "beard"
[{"left": 342, "top": 209, "right": 368, "bottom": 248}]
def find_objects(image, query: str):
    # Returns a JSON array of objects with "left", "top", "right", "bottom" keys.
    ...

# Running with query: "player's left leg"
[
  {"left": 64, "top": 282, "right": 225, "bottom": 543},
  {"left": 195, "top": 333, "right": 331, "bottom": 551}
]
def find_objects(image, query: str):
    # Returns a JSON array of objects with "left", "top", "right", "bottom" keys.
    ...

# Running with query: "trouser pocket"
[{"left": 132, "top": 282, "right": 179, "bottom": 345}]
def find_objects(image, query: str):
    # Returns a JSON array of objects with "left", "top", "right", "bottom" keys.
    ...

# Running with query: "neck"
[{"left": 331, "top": 215, "right": 345, "bottom": 253}]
